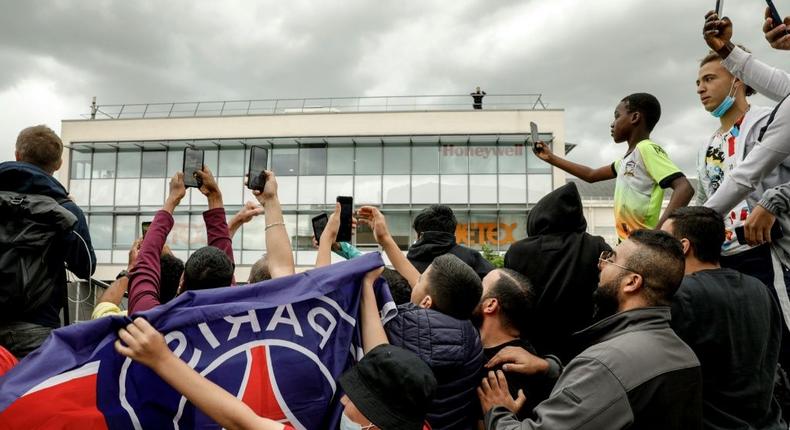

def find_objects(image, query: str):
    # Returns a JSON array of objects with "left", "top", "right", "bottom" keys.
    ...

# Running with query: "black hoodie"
[
  {"left": 504, "top": 182, "right": 611, "bottom": 361},
  {"left": 0, "top": 161, "right": 96, "bottom": 327},
  {"left": 407, "top": 231, "right": 494, "bottom": 279}
]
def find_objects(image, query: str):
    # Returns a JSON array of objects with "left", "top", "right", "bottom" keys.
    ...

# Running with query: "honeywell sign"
[{"left": 440, "top": 144, "right": 524, "bottom": 158}]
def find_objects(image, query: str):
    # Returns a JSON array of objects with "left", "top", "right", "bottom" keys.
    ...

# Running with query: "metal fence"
[{"left": 84, "top": 94, "right": 548, "bottom": 120}]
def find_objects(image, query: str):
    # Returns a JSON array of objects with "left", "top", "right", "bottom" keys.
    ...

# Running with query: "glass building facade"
[{"left": 69, "top": 134, "right": 554, "bottom": 267}]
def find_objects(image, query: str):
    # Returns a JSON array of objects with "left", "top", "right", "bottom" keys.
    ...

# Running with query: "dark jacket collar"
[
  {"left": 574, "top": 307, "right": 672, "bottom": 350},
  {"left": 0, "top": 161, "right": 68, "bottom": 199},
  {"left": 407, "top": 231, "right": 457, "bottom": 261}
]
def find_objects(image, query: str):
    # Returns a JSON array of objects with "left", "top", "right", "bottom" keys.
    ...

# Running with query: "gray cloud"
[{"left": 0, "top": 0, "right": 787, "bottom": 179}]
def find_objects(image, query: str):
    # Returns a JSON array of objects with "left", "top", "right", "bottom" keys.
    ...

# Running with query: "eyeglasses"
[{"left": 598, "top": 250, "right": 641, "bottom": 276}]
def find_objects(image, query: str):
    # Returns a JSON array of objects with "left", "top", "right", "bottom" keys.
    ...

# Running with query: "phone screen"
[
  {"left": 530, "top": 121, "right": 539, "bottom": 144},
  {"left": 183, "top": 148, "right": 204, "bottom": 188},
  {"left": 247, "top": 146, "right": 269, "bottom": 191},
  {"left": 715, "top": 0, "right": 723, "bottom": 16},
  {"left": 312, "top": 213, "right": 329, "bottom": 244},
  {"left": 336, "top": 196, "right": 353, "bottom": 242},
  {"left": 141, "top": 222, "right": 152, "bottom": 238}
]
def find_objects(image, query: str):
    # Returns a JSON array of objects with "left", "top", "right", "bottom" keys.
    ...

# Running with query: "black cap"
[{"left": 339, "top": 344, "right": 437, "bottom": 430}]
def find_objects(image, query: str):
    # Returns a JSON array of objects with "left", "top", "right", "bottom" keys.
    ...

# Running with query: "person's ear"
[
  {"left": 621, "top": 273, "right": 643, "bottom": 294},
  {"left": 630, "top": 111, "right": 641, "bottom": 126},
  {"left": 483, "top": 298, "right": 498, "bottom": 315},
  {"left": 419, "top": 295, "right": 432, "bottom": 309},
  {"left": 53, "top": 158, "right": 63, "bottom": 173},
  {"left": 680, "top": 238, "right": 691, "bottom": 256},
  {"left": 14, "top": 151, "right": 21, "bottom": 162}
]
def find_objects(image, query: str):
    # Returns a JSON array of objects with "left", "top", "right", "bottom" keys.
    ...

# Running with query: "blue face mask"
[
  {"left": 340, "top": 413, "right": 375, "bottom": 430},
  {"left": 711, "top": 80, "right": 738, "bottom": 118}
]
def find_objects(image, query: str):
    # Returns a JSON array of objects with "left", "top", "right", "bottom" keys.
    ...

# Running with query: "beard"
[{"left": 592, "top": 277, "right": 621, "bottom": 321}]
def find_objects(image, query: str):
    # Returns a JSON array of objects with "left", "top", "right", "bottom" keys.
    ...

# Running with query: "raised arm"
[
  {"left": 315, "top": 204, "right": 341, "bottom": 268},
  {"left": 703, "top": 10, "right": 790, "bottom": 102},
  {"left": 533, "top": 141, "right": 616, "bottom": 183},
  {"left": 127, "top": 173, "right": 184, "bottom": 314},
  {"left": 115, "top": 318, "right": 286, "bottom": 430},
  {"left": 360, "top": 267, "right": 388, "bottom": 354},
  {"left": 357, "top": 206, "right": 420, "bottom": 288},
  {"left": 252, "top": 171, "right": 294, "bottom": 278},
  {"left": 195, "top": 167, "right": 235, "bottom": 265},
  {"left": 228, "top": 201, "right": 264, "bottom": 238}
]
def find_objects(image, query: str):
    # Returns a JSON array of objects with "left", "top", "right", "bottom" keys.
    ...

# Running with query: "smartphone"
[
  {"left": 735, "top": 222, "right": 784, "bottom": 245},
  {"left": 336, "top": 196, "right": 353, "bottom": 242},
  {"left": 312, "top": 213, "right": 329, "bottom": 244},
  {"left": 715, "top": 0, "right": 723, "bottom": 17},
  {"left": 530, "top": 122, "right": 545, "bottom": 154},
  {"left": 247, "top": 146, "right": 269, "bottom": 191},
  {"left": 141, "top": 221, "right": 152, "bottom": 238},
  {"left": 766, "top": 0, "right": 784, "bottom": 29},
  {"left": 183, "top": 148, "right": 204, "bottom": 188}
]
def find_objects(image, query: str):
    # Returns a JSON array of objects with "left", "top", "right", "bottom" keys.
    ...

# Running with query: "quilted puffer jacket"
[{"left": 385, "top": 302, "right": 485, "bottom": 430}]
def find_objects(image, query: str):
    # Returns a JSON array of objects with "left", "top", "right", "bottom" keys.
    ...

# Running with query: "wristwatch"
[{"left": 116, "top": 270, "right": 129, "bottom": 280}]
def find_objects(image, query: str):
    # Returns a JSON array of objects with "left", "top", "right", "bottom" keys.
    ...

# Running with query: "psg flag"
[{"left": 0, "top": 252, "right": 394, "bottom": 429}]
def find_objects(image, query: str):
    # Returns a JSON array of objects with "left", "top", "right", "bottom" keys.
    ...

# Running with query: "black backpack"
[{"left": 0, "top": 191, "right": 77, "bottom": 321}]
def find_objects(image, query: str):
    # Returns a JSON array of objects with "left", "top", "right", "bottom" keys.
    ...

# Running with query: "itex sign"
[{"left": 456, "top": 223, "right": 518, "bottom": 247}]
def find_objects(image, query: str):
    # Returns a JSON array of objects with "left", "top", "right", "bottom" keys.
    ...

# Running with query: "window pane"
[
  {"left": 528, "top": 174, "right": 553, "bottom": 203},
  {"left": 440, "top": 145, "right": 469, "bottom": 174},
  {"left": 115, "top": 179, "right": 140, "bottom": 206},
  {"left": 498, "top": 144, "right": 527, "bottom": 173},
  {"left": 242, "top": 215, "right": 266, "bottom": 250},
  {"left": 90, "top": 179, "right": 114, "bottom": 206},
  {"left": 355, "top": 147, "right": 382, "bottom": 175},
  {"left": 326, "top": 176, "right": 353, "bottom": 204},
  {"left": 114, "top": 215, "right": 137, "bottom": 249},
  {"left": 219, "top": 149, "right": 244, "bottom": 177},
  {"left": 69, "top": 180, "right": 90, "bottom": 206},
  {"left": 140, "top": 178, "right": 165, "bottom": 206},
  {"left": 298, "top": 176, "right": 326, "bottom": 205},
  {"left": 167, "top": 149, "right": 183, "bottom": 177},
  {"left": 468, "top": 213, "right": 498, "bottom": 250},
  {"left": 440, "top": 175, "right": 468, "bottom": 204},
  {"left": 278, "top": 177, "right": 298, "bottom": 205},
  {"left": 469, "top": 145, "right": 498, "bottom": 173},
  {"left": 299, "top": 146, "right": 327, "bottom": 176},
  {"left": 168, "top": 215, "right": 189, "bottom": 250},
  {"left": 499, "top": 213, "right": 528, "bottom": 251},
  {"left": 204, "top": 149, "right": 219, "bottom": 173},
  {"left": 70, "top": 150, "right": 92, "bottom": 179},
  {"left": 141, "top": 151, "right": 166, "bottom": 177},
  {"left": 383, "top": 175, "right": 410, "bottom": 203},
  {"left": 527, "top": 145, "right": 551, "bottom": 172},
  {"left": 89, "top": 215, "right": 112, "bottom": 249},
  {"left": 412, "top": 146, "right": 438, "bottom": 174},
  {"left": 354, "top": 176, "right": 381, "bottom": 204},
  {"left": 92, "top": 152, "right": 116, "bottom": 179},
  {"left": 218, "top": 176, "right": 243, "bottom": 206},
  {"left": 190, "top": 214, "right": 207, "bottom": 250},
  {"left": 499, "top": 174, "right": 527, "bottom": 203},
  {"left": 383, "top": 147, "right": 410, "bottom": 174},
  {"left": 272, "top": 148, "right": 298, "bottom": 176},
  {"left": 327, "top": 147, "right": 353, "bottom": 174},
  {"left": 117, "top": 151, "right": 141, "bottom": 178},
  {"left": 412, "top": 175, "right": 439, "bottom": 204},
  {"left": 470, "top": 175, "right": 498, "bottom": 203},
  {"left": 295, "top": 214, "right": 313, "bottom": 251}
]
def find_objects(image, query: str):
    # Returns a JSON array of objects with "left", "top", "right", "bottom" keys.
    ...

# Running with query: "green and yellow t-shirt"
[{"left": 612, "top": 139, "right": 684, "bottom": 240}]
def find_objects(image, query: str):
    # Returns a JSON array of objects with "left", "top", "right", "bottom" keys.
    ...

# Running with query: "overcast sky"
[{"left": 0, "top": 0, "right": 787, "bottom": 176}]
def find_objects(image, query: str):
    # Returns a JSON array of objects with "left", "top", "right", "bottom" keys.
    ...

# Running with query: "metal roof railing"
[{"left": 83, "top": 93, "right": 549, "bottom": 120}]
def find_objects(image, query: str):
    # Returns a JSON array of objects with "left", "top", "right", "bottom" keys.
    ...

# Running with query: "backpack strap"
[{"left": 758, "top": 92, "right": 790, "bottom": 142}]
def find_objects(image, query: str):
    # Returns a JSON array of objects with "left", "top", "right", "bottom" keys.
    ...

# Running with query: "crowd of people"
[{"left": 3, "top": 8, "right": 790, "bottom": 430}]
